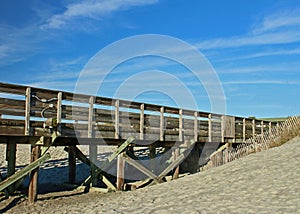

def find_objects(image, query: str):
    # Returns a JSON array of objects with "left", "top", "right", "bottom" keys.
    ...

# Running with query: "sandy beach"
[{"left": 1, "top": 136, "right": 300, "bottom": 213}]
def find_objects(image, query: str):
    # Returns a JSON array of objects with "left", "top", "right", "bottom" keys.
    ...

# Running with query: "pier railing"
[
  {"left": 0, "top": 82, "right": 279, "bottom": 144},
  {"left": 0, "top": 82, "right": 291, "bottom": 203}
]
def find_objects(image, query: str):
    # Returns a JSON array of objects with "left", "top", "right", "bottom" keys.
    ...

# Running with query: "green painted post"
[{"left": 0, "top": 153, "right": 50, "bottom": 192}]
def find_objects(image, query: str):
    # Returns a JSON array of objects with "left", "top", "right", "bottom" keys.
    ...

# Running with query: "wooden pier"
[{"left": 0, "top": 82, "right": 281, "bottom": 202}]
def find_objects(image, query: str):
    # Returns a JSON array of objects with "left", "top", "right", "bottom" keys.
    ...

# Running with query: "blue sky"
[{"left": 1, "top": 0, "right": 300, "bottom": 118}]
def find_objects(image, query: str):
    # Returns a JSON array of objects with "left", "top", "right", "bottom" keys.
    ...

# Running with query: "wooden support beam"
[
  {"left": 116, "top": 153, "right": 125, "bottom": 191},
  {"left": 194, "top": 111, "right": 198, "bottom": 142},
  {"left": 269, "top": 122, "right": 272, "bottom": 135},
  {"left": 0, "top": 153, "right": 50, "bottom": 193},
  {"left": 101, "top": 175, "right": 116, "bottom": 192},
  {"left": 261, "top": 121, "right": 264, "bottom": 139},
  {"left": 65, "top": 146, "right": 117, "bottom": 191},
  {"left": 0, "top": 172, "right": 9, "bottom": 197},
  {"left": 107, "top": 137, "right": 134, "bottom": 163},
  {"left": 115, "top": 100, "right": 120, "bottom": 139},
  {"left": 123, "top": 154, "right": 157, "bottom": 180},
  {"left": 25, "top": 87, "right": 31, "bottom": 136},
  {"left": 6, "top": 140, "right": 16, "bottom": 194},
  {"left": 159, "top": 153, "right": 185, "bottom": 181},
  {"left": 81, "top": 137, "right": 134, "bottom": 187},
  {"left": 28, "top": 145, "right": 41, "bottom": 203},
  {"left": 160, "top": 107, "right": 165, "bottom": 141},
  {"left": 140, "top": 104, "right": 144, "bottom": 140}
]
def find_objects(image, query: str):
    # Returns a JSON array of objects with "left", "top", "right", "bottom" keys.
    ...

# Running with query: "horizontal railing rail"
[{"left": 0, "top": 82, "right": 280, "bottom": 144}]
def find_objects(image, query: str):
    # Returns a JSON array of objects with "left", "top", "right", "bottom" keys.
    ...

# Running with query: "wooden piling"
[
  {"left": 6, "top": 139, "right": 16, "bottom": 194},
  {"left": 116, "top": 153, "right": 125, "bottom": 191},
  {"left": 28, "top": 145, "right": 41, "bottom": 203},
  {"left": 68, "top": 146, "right": 76, "bottom": 184},
  {"left": 149, "top": 144, "right": 156, "bottom": 173},
  {"left": 172, "top": 148, "right": 180, "bottom": 180}
]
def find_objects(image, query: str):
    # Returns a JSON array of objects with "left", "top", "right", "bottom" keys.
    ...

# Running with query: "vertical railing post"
[
  {"left": 25, "top": 87, "right": 31, "bottom": 136},
  {"left": 243, "top": 118, "right": 246, "bottom": 142},
  {"left": 115, "top": 100, "right": 120, "bottom": 139},
  {"left": 208, "top": 114, "right": 212, "bottom": 142},
  {"left": 252, "top": 119, "right": 256, "bottom": 138},
  {"left": 179, "top": 109, "right": 183, "bottom": 142},
  {"left": 221, "top": 116, "right": 225, "bottom": 142},
  {"left": 140, "top": 104, "right": 144, "bottom": 140},
  {"left": 261, "top": 121, "right": 264, "bottom": 139},
  {"left": 160, "top": 107, "right": 165, "bottom": 141},
  {"left": 56, "top": 92, "right": 62, "bottom": 136},
  {"left": 194, "top": 111, "right": 198, "bottom": 142}
]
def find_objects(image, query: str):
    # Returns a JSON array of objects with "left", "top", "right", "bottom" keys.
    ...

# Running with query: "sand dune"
[{"left": 1, "top": 136, "right": 300, "bottom": 213}]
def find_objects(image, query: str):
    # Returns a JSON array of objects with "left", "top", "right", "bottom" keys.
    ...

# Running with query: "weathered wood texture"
[
  {"left": 28, "top": 145, "right": 41, "bottom": 203},
  {"left": 0, "top": 82, "right": 278, "bottom": 145}
]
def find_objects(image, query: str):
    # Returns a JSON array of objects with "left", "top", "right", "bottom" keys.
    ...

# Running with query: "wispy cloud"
[
  {"left": 27, "top": 57, "right": 87, "bottom": 91},
  {"left": 218, "top": 63, "right": 300, "bottom": 74},
  {"left": 43, "top": 0, "right": 159, "bottom": 29},
  {"left": 213, "top": 48, "right": 300, "bottom": 62},
  {"left": 223, "top": 80, "right": 300, "bottom": 85},
  {"left": 252, "top": 9, "right": 300, "bottom": 34},
  {"left": 0, "top": 24, "right": 47, "bottom": 66},
  {"left": 197, "top": 30, "right": 300, "bottom": 50},
  {"left": 196, "top": 9, "right": 300, "bottom": 50}
]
